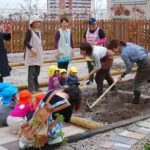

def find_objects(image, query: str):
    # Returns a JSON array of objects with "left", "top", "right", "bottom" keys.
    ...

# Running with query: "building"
[
  {"left": 107, "top": 0, "right": 150, "bottom": 20},
  {"left": 47, "top": 0, "right": 91, "bottom": 20}
]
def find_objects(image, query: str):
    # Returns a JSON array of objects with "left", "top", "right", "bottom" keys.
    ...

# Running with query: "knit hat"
[
  {"left": 60, "top": 69, "right": 67, "bottom": 74},
  {"left": 0, "top": 82, "right": 14, "bottom": 96},
  {"left": 18, "top": 90, "right": 32, "bottom": 105},
  {"left": 89, "top": 17, "right": 97, "bottom": 25},
  {"left": 2, "top": 86, "right": 18, "bottom": 105},
  {"left": 34, "top": 93, "right": 46, "bottom": 109},
  {"left": 30, "top": 15, "right": 42, "bottom": 25},
  {"left": 70, "top": 67, "right": 78, "bottom": 73},
  {"left": 49, "top": 65, "right": 60, "bottom": 77}
]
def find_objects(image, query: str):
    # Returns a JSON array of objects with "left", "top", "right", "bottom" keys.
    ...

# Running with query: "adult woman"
[
  {"left": 0, "top": 24, "right": 11, "bottom": 82},
  {"left": 54, "top": 18, "right": 74, "bottom": 70},
  {"left": 19, "top": 85, "right": 81, "bottom": 149},
  {"left": 24, "top": 15, "right": 43, "bottom": 93},
  {"left": 83, "top": 17, "right": 107, "bottom": 85},
  {"left": 108, "top": 39, "right": 150, "bottom": 104},
  {"left": 80, "top": 42, "right": 114, "bottom": 96}
]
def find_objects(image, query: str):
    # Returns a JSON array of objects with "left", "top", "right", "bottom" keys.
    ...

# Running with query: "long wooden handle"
[
  {"left": 90, "top": 80, "right": 118, "bottom": 109},
  {"left": 79, "top": 79, "right": 86, "bottom": 87}
]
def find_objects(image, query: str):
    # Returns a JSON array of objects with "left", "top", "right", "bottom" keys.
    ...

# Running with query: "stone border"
[
  {"left": 1, "top": 113, "right": 150, "bottom": 149},
  {"left": 67, "top": 112, "right": 150, "bottom": 143}
]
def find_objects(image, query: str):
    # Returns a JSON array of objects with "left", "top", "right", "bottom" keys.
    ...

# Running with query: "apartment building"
[{"left": 47, "top": 0, "right": 91, "bottom": 19}]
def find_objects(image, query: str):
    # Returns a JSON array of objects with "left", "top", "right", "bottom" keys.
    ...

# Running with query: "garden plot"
[{"left": 74, "top": 80, "right": 150, "bottom": 124}]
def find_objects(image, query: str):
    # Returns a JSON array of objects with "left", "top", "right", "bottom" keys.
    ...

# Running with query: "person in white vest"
[
  {"left": 83, "top": 17, "right": 107, "bottom": 85},
  {"left": 54, "top": 18, "right": 74, "bottom": 70},
  {"left": 24, "top": 15, "right": 43, "bottom": 93}
]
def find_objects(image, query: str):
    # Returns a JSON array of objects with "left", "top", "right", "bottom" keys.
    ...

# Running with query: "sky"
[
  {"left": 0, "top": 0, "right": 47, "bottom": 9},
  {"left": 0, "top": 0, "right": 107, "bottom": 9}
]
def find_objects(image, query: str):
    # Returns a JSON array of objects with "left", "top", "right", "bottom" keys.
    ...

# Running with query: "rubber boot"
[
  {"left": 97, "top": 85, "right": 103, "bottom": 97},
  {"left": 133, "top": 90, "right": 141, "bottom": 104}
]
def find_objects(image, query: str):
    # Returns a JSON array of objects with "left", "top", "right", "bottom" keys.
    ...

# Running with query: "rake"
[{"left": 86, "top": 79, "right": 119, "bottom": 110}]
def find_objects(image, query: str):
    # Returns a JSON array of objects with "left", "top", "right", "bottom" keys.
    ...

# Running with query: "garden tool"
[{"left": 86, "top": 79, "right": 120, "bottom": 111}]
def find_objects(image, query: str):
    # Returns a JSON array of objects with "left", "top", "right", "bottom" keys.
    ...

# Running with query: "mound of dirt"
[{"left": 74, "top": 85, "right": 150, "bottom": 124}]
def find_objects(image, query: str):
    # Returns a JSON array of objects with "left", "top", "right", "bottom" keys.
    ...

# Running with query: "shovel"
[{"left": 86, "top": 79, "right": 119, "bottom": 110}]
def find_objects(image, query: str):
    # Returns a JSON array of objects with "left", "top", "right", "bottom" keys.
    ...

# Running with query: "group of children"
[
  {"left": 0, "top": 64, "right": 79, "bottom": 133},
  {"left": 0, "top": 82, "right": 45, "bottom": 134},
  {"left": 48, "top": 65, "right": 80, "bottom": 90}
]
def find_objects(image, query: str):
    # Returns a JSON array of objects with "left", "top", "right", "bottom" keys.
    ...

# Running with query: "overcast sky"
[
  {"left": 0, "top": 0, "right": 47, "bottom": 9},
  {"left": 0, "top": 0, "right": 106, "bottom": 10}
]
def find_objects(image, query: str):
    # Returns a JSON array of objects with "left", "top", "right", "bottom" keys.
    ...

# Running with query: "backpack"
[{"left": 20, "top": 90, "right": 70, "bottom": 148}]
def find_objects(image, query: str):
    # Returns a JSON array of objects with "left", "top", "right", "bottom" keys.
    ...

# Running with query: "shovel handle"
[
  {"left": 79, "top": 79, "right": 87, "bottom": 87},
  {"left": 90, "top": 79, "right": 119, "bottom": 109}
]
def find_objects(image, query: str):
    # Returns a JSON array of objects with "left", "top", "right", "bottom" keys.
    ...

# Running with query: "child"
[
  {"left": 7, "top": 90, "right": 34, "bottom": 134},
  {"left": 67, "top": 67, "right": 80, "bottom": 86},
  {"left": 59, "top": 69, "right": 68, "bottom": 86},
  {"left": 48, "top": 65, "right": 61, "bottom": 90},
  {"left": 25, "top": 92, "right": 46, "bottom": 121},
  {"left": 0, "top": 86, "right": 18, "bottom": 127},
  {"left": 0, "top": 82, "right": 14, "bottom": 105},
  {"left": 34, "top": 93, "right": 46, "bottom": 109}
]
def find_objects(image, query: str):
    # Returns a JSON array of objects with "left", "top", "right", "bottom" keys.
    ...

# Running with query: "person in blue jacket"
[
  {"left": 108, "top": 39, "right": 150, "bottom": 104},
  {"left": 67, "top": 67, "right": 80, "bottom": 86},
  {"left": 0, "top": 85, "right": 18, "bottom": 127}
]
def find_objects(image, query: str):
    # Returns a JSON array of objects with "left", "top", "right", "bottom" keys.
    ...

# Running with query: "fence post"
[{"left": 10, "top": 20, "right": 13, "bottom": 53}]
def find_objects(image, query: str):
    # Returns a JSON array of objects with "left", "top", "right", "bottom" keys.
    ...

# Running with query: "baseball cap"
[{"left": 89, "top": 17, "right": 97, "bottom": 25}]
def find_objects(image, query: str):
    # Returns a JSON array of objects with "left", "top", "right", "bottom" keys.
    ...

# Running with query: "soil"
[{"left": 74, "top": 80, "right": 150, "bottom": 124}]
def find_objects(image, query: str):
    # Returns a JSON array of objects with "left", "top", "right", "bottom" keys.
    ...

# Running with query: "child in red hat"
[
  {"left": 7, "top": 90, "right": 34, "bottom": 134},
  {"left": 34, "top": 93, "right": 45, "bottom": 109}
]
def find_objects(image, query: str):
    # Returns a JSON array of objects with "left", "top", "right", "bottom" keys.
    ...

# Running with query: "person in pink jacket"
[{"left": 7, "top": 90, "right": 34, "bottom": 134}]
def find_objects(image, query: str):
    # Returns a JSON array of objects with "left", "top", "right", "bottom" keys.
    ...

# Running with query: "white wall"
[{"left": 107, "top": 0, "right": 150, "bottom": 20}]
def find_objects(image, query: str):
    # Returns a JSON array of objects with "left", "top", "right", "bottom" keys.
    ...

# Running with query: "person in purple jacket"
[{"left": 48, "top": 65, "right": 61, "bottom": 90}]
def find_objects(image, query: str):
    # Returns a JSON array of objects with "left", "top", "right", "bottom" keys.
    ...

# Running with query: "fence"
[{"left": 3, "top": 19, "right": 150, "bottom": 53}]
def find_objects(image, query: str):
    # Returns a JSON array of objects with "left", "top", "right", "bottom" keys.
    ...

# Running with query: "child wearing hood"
[
  {"left": 48, "top": 65, "right": 61, "bottom": 90},
  {"left": 59, "top": 68, "right": 68, "bottom": 87},
  {"left": 7, "top": 90, "right": 34, "bottom": 134},
  {"left": 0, "top": 85, "right": 18, "bottom": 127},
  {"left": 67, "top": 66, "right": 80, "bottom": 86}
]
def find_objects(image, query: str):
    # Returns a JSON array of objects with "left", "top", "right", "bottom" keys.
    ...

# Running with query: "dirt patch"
[{"left": 74, "top": 83, "right": 150, "bottom": 124}]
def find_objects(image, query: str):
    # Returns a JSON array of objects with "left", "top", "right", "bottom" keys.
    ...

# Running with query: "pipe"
[
  {"left": 10, "top": 57, "right": 84, "bottom": 67},
  {"left": 16, "top": 68, "right": 137, "bottom": 90},
  {"left": 10, "top": 55, "right": 119, "bottom": 67}
]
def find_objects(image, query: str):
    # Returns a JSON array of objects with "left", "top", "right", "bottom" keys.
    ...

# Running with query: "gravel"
[{"left": 54, "top": 120, "right": 150, "bottom": 150}]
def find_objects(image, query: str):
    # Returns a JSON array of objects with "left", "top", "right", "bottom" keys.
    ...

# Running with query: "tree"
[{"left": 19, "top": 0, "right": 39, "bottom": 19}]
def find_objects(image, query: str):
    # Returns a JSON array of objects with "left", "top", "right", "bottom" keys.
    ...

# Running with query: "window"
[{"left": 112, "top": 0, "right": 147, "bottom": 4}]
